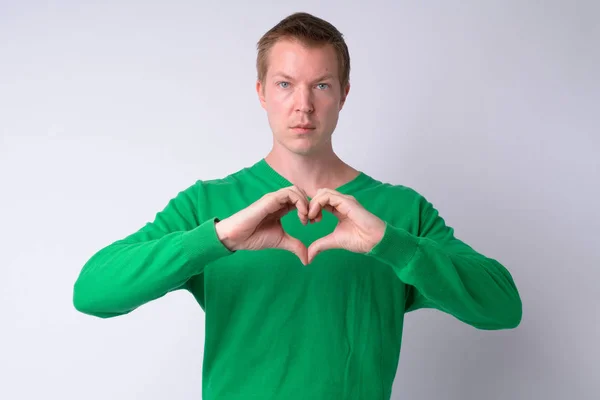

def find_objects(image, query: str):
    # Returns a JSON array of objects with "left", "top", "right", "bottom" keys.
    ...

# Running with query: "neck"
[{"left": 264, "top": 145, "right": 359, "bottom": 198}]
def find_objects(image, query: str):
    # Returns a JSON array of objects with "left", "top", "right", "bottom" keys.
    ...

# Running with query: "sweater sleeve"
[
  {"left": 366, "top": 194, "right": 522, "bottom": 330},
  {"left": 72, "top": 182, "right": 234, "bottom": 318}
]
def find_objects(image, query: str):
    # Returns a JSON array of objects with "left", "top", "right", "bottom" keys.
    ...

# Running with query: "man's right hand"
[{"left": 215, "top": 186, "right": 312, "bottom": 265}]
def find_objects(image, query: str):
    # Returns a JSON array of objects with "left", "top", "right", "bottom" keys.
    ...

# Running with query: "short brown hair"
[{"left": 256, "top": 12, "right": 351, "bottom": 91}]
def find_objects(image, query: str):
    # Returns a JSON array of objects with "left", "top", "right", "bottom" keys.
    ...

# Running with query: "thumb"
[
  {"left": 307, "top": 234, "right": 338, "bottom": 264},
  {"left": 277, "top": 233, "right": 308, "bottom": 266}
]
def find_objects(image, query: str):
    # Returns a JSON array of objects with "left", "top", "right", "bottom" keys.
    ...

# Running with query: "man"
[{"left": 73, "top": 12, "right": 522, "bottom": 400}]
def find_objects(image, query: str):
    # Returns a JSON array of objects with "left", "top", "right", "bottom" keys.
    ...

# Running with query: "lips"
[
  {"left": 292, "top": 124, "right": 315, "bottom": 129},
  {"left": 290, "top": 125, "right": 316, "bottom": 134}
]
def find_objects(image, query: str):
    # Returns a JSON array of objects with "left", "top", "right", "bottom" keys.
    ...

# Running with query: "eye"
[
  {"left": 316, "top": 83, "right": 330, "bottom": 90},
  {"left": 278, "top": 82, "right": 290, "bottom": 89}
]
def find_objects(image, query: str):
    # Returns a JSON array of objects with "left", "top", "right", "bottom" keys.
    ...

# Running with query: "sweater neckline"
[{"left": 250, "top": 158, "right": 373, "bottom": 198}]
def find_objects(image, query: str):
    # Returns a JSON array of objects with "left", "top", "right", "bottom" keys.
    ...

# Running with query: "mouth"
[{"left": 290, "top": 125, "right": 316, "bottom": 134}]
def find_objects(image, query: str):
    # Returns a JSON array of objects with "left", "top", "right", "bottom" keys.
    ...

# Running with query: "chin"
[
  {"left": 290, "top": 140, "right": 329, "bottom": 157},
  {"left": 273, "top": 130, "right": 330, "bottom": 156},
  {"left": 291, "top": 148, "right": 316, "bottom": 156}
]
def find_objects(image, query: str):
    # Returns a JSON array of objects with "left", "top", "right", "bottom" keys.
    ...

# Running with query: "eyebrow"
[{"left": 272, "top": 73, "right": 335, "bottom": 82}]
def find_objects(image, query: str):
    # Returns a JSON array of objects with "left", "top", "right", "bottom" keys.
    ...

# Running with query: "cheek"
[
  {"left": 265, "top": 96, "right": 288, "bottom": 130},
  {"left": 318, "top": 96, "right": 339, "bottom": 118},
  {"left": 267, "top": 93, "right": 292, "bottom": 117}
]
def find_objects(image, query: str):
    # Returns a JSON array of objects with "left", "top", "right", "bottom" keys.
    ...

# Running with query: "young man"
[{"left": 73, "top": 12, "right": 522, "bottom": 400}]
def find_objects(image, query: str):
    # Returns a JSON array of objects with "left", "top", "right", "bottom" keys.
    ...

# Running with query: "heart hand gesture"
[
  {"left": 215, "top": 186, "right": 312, "bottom": 264},
  {"left": 215, "top": 186, "right": 386, "bottom": 265},
  {"left": 306, "top": 188, "right": 386, "bottom": 264}
]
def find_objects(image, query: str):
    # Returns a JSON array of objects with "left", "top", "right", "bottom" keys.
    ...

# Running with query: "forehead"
[{"left": 266, "top": 38, "right": 339, "bottom": 79}]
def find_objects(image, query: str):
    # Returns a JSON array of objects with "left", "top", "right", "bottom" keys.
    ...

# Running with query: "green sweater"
[{"left": 73, "top": 158, "right": 522, "bottom": 399}]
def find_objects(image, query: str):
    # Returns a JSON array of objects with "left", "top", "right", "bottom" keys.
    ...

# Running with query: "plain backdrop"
[{"left": 1, "top": 1, "right": 598, "bottom": 399}]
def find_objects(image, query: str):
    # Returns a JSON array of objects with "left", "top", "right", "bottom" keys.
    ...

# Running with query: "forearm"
[
  {"left": 368, "top": 223, "right": 522, "bottom": 330},
  {"left": 73, "top": 218, "right": 232, "bottom": 318}
]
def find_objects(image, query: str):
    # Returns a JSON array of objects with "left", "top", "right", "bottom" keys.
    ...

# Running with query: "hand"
[
  {"left": 215, "top": 186, "right": 311, "bottom": 265},
  {"left": 306, "top": 188, "right": 386, "bottom": 264}
]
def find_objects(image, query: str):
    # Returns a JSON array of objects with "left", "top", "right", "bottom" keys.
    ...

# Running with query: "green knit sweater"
[{"left": 73, "top": 158, "right": 522, "bottom": 400}]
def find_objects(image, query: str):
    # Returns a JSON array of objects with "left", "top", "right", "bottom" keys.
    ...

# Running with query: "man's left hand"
[{"left": 306, "top": 188, "right": 386, "bottom": 264}]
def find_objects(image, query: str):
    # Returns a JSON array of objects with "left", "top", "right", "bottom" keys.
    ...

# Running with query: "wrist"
[
  {"left": 366, "top": 218, "right": 387, "bottom": 252},
  {"left": 215, "top": 219, "right": 237, "bottom": 251}
]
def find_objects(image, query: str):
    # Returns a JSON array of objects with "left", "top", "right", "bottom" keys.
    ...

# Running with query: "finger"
[
  {"left": 323, "top": 204, "right": 340, "bottom": 217},
  {"left": 264, "top": 188, "right": 308, "bottom": 223},
  {"left": 269, "top": 202, "right": 294, "bottom": 221},
  {"left": 280, "top": 187, "right": 309, "bottom": 223},
  {"left": 307, "top": 233, "right": 338, "bottom": 264},
  {"left": 289, "top": 186, "right": 310, "bottom": 224},
  {"left": 314, "top": 205, "right": 337, "bottom": 221},
  {"left": 278, "top": 233, "right": 308, "bottom": 265},
  {"left": 308, "top": 191, "right": 345, "bottom": 220},
  {"left": 293, "top": 185, "right": 309, "bottom": 200}
]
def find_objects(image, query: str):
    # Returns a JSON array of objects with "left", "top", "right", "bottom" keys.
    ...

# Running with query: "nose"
[{"left": 294, "top": 86, "right": 314, "bottom": 114}]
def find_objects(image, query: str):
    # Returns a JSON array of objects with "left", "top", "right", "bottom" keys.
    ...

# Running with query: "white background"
[{"left": 1, "top": 1, "right": 598, "bottom": 399}]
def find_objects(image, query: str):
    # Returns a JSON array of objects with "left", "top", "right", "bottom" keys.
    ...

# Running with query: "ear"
[
  {"left": 256, "top": 80, "right": 267, "bottom": 110},
  {"left": 339, "top": 82, "right": 350, "bottom": 111}
]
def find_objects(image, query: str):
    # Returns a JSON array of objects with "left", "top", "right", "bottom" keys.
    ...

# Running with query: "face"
[{"left": 256, "top": 39, "right": 350, "bottom": 156}]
